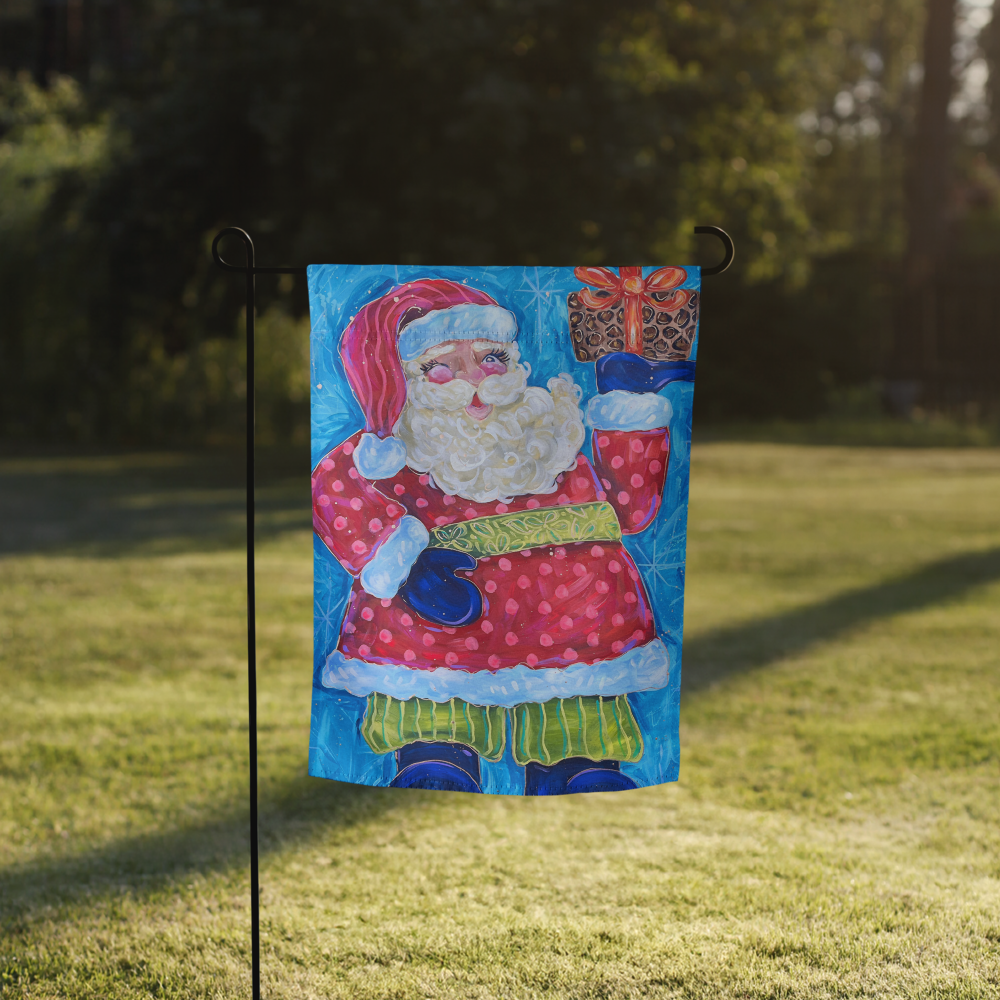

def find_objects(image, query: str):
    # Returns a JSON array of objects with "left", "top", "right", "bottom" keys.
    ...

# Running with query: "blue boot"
[
  {"left": 595, "top": 352, "right": 696, "bottom": 394},
  {"left": 523, "top": 758, "right": 638, "bottom": 795},
  {"left": 390, "top": 741, "right": 483, "bottom": 793}
]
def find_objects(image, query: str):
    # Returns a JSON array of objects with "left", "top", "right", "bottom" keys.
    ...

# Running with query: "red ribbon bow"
[{"left": 573, "top": 265, "right": 692, "bottom": 355}]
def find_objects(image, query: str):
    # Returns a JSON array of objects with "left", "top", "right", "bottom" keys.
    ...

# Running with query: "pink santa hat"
[{"left": 341, "top": 279, "right": 517, "bottom": 439}]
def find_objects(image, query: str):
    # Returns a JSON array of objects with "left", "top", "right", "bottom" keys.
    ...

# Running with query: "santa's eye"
[
  {"left": 481, "top": 350, "right": 509, "bottom": 365},
  {"left": 420, "top": 360, "right": 450, "bottom": 375}
]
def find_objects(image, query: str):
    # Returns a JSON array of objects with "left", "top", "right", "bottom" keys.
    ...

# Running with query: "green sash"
[{"left": 427, "top": 500, "right": 621, "bottom": 558}]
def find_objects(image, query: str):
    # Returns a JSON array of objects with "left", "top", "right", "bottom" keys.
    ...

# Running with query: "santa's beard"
[{"left": 395, "top": 365, "right": 586, "bottom": 503}]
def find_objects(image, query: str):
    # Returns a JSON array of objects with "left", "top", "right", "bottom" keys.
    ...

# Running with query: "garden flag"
[{"left": 308, "top": 265, "right": 700, "bottom": 795}]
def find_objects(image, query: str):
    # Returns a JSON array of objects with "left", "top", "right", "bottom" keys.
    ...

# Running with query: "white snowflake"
[
  {"left": 630, "top": 528, "right": 686, "bottom": 611},
  {"left": 516, "top": 267, "right": 558, "bottom": 349}
]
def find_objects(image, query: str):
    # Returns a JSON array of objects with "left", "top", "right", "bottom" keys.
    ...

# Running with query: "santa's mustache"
[{"left": 407, "top": 364, "right": 530, "bottom": 412}]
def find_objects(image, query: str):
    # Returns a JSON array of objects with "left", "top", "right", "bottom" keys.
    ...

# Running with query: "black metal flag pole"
[{"left": 211, "top": 225, "right": 732, "bottom": 1000}]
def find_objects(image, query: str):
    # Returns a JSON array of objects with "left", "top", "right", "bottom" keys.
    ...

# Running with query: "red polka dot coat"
[{"left": 312, "top": 425, "right": 669, "bottom": 678}]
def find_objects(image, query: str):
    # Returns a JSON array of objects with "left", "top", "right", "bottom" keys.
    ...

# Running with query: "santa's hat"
[{"left": 340, "top": 279, "right": 517, "bottom": 441}]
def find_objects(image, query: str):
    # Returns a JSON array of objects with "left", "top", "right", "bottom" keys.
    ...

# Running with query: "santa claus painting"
[{"left": 308, "top": 266, "right": 698, "bottom": 795}]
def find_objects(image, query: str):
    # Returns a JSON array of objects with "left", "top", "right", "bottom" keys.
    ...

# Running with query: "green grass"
[{"left": 1, "top": 444, "right": 999, "bottom": 999}]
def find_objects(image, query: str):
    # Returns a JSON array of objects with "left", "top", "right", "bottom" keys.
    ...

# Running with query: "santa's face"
[
  {"left": 419, "top": 340, "right": 511, "bottom": 421},
  {"left": 395, "top": 338, "right": 586, "bottom": 503}
]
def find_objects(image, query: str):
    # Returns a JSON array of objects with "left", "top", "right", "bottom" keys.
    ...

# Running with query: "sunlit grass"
[{"left": 1, "top": 444, "right": 998, "bottom": 998}]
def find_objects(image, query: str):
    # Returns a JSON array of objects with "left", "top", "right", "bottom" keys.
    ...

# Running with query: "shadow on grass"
[
  {"left": 0, "top": 451, "right": 310, "bottom": 556},
  {"left": 0, "top": 773, "right": 412, "bottom": 921},
  {"left": 682, "top": 546, "right": 1000, "bottom": 692}
]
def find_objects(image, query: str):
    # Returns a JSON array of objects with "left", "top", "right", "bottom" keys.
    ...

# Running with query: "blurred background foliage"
[{"left": 0, "top": 0, "right": 997, "bottom": 446}]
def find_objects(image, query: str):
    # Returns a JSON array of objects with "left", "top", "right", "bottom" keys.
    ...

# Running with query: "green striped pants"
[{"left": 362, "top": 692, "right": 643, "bottom": 765}]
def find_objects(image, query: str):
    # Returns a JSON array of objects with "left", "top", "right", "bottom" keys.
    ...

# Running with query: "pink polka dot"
[
  {"left": 538, "top": 601, "right": 552, "bottom": 614},
  {"left": 465, "top": 508, "right": 478, "bottom": 519},
  {"left": 612, "top": 613, "right": 625, "bottom": 626},
  {"left": 557, "top": 474, "right": 564, "bottom": 483},
  {"left": 560, "top": 615, "right": 573, "bottom": 630},
  {"left": 595, "top": 580, "right": 610, "bottom": 594},
  {"left": 498, "top": 558, "right": 512, "bottom": 571},
  {"left": 526, "top": 653, "right": 539, "bottom": 667},
  {"left": 585, "top": 604, "right": 599, "bottom": 619},
  {"left": 344, "top": 622, "right": 356, "bottom": 634},
  {"left": 609, "top": 561, "right": 622, "bottom": 573},
  {"left": 554, "top": 548, "right": 566, "bottom": 560},
  {"left": 385, "top": 503, "right": 399, "bottom": 517},
  {"left": 617, "top": 491, "right": 630, "bottom": 505},
  {"left": 342, "top": 442, "right": 355, "bottom": 456},
  {"left": 465, "top": 637, "right": 479, "bottom": 651},
  {"left": 394, "top": 484, "right": 406, "bottom": 496},
  {"left": 422, "top": 633, "right": 435, "bottom": 646},
  {"left": 557, "top": 494, "right": 570, "bottom": 505},
  {"left": 404, "top": 649, "right": 416, "bottom": 661},
  {"left": 631, "top": 439, "right": 644, "bottom": 453},
  {"left": 400, "top": 613, "right": 413, "bottom": 627},
  {"left": 435, "top": 516, "right": 452, "bottom": 526},
  {"left": 322, "top": 458, "right": 335, "bottom": 471},
  {"left": 632, "top": 630, "right": 645, "bottom": 641},
  {"left": 505, "top": 598, "right": 519, "bottom": 614},
  {"left": 443, "top": 495, "right": 456, "bottom": 505},
  {"left": 597, "top": 491, "right": 607, "bottom": 501},
  {"left": 358, "top": 644, "right": 370, "bottom": 657},
  {"left": 517, "top": 575, "right": 531, "bottom": 589},
  {"left": 368, "top": 518, "right": 383, "bottom": 532},
  {"left": 332, "top": 480, "right": 345, "bottom": 492},
  {"left": 526, "top": 498, "right": 541, "bottom": 509},
  {"left": 573, "top": 562, "right": 587, "bottom": 577},
  {"left": 418, "top": 474, "right": 430, "bottom": 485},
  {"left": 611, "top": 456, "right": 624, "bottom": 469},
  {"left": 481, "top": 621, "right": 494, "bottom": 634},
  {"left": 350, "top": 498, "right": 363, "bottom": 511},
  {"left": 563, "top": 648, "right": 577, "bottom": 662},
  {"left": 361, "top": 607, "right": 375, "bottom": 621},
  {"left": 332, "top": 516, "right": 347, "bottom": 532},
  {"left": 632, "top": 510, "right": 646, "bottom": 524},
  {"left": 591, "top": 545, "right": 604, "bottom": 557},
  {"left": 597, "top": 435, "right": 610, "bottom": 448},
  {"left": 485, "top": 580, "right": 497, "bottom": 593},
  {"left": 488, "top": 654, "right": 501, "bottom": 668},
  {"left": 317, "top": 494, "right": 331, "bottom": 506},
  {"left": 380, "top": 599, "right": 391, "bottom": 608},
  {"left": 539, "top": 563, "right": 553, "bottom": 576},
  {"left": 661, "top": 438, "right": 669, "bottom": 452},
  {"left": 612, "top": 641, "right": 624, "bottom": 654},
  {"left": 416, "top": 498, "right": 428, "bottom": 508},
  {"left": 555, "top": 584, "right": 569, "bottom": 599},
  {"left": 505, "top": 631, "right": 518, "bottom": 646},
  {"left": 587, "top": 632, "right": 600, "bottom": 647},
  {"left": 649, "top": 460, "right": 662, "bottom": 474},
  {"left": 323, "top": 535, "right": 333, "bottom": 546},
  {"left": 521, "top": 549, "right": 532, "bottom": 557},
  {"left": 352, "top": 540, "right": 368, "bottom": 554},
  {"left": 601, "top": 478, "right": 612, "bottom": 489},
  {"left": 443, "top": 627, "right": 456, "bottom": 634},
  {"left": 540, "top": 633, "right": 553, "bottom": 647},
  {"left": 496, "top": 503, "right": 509, "bottom": 514},
  {"left": 378, "top": 629, "right": 392, "bottom": 643},
  {"left": 629, "top": 567, "right": 639, "bottom": 581},
  {"left": 630, "top": 474, "right": 644, "bottom": 488},
  {"left": 349, "top": 468, "right": 359, "bottom": 480},
  {"left": 445, "top": 652, "right": 459, "bottom": 665},
  {"left": 625, "top": 592, "right": 637, "bottom": 604}
]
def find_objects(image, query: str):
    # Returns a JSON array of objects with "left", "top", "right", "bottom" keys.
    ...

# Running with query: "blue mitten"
[
  {"left": 399, "top": 549, "right": 483, "bottom": 627},
  {"left": 596, "top": 352, "right": 696, "bottom": 394}
]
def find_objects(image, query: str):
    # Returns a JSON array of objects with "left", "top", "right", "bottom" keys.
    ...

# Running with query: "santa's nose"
[{"left": 456, "top": 367, "right": 486, "bottom": 385}]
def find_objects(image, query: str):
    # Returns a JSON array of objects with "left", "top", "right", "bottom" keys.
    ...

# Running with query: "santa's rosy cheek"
[
  {"left": 479, "top": 361, "right": 507, "bottom": 376},
  {"left": 426, "top": 365, "right": 453, "bottom": 384}
]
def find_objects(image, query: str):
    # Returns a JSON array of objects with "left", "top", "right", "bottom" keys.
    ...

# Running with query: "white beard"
[{"left": 395, "top": 365, "right": 586, "bottom": 503}]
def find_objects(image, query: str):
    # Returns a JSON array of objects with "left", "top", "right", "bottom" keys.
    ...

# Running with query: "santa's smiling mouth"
[{"left": 465, "top": 393, "right": 493, "bottom": 420}]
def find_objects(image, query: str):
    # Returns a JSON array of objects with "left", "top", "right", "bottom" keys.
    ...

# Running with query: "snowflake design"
[
  {"left": 516, "top": 267, "right": 559, "bottom": 350},
  {"left": 314, "top": 585, "right": 346, "bottom": 656},
  {"left": 630, "top": 527, "right": 686, "bottom": 614}
]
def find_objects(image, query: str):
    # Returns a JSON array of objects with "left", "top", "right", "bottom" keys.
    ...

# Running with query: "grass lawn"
[{"left": 1, "top": 442, "right": 998, "bottom": 999}]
